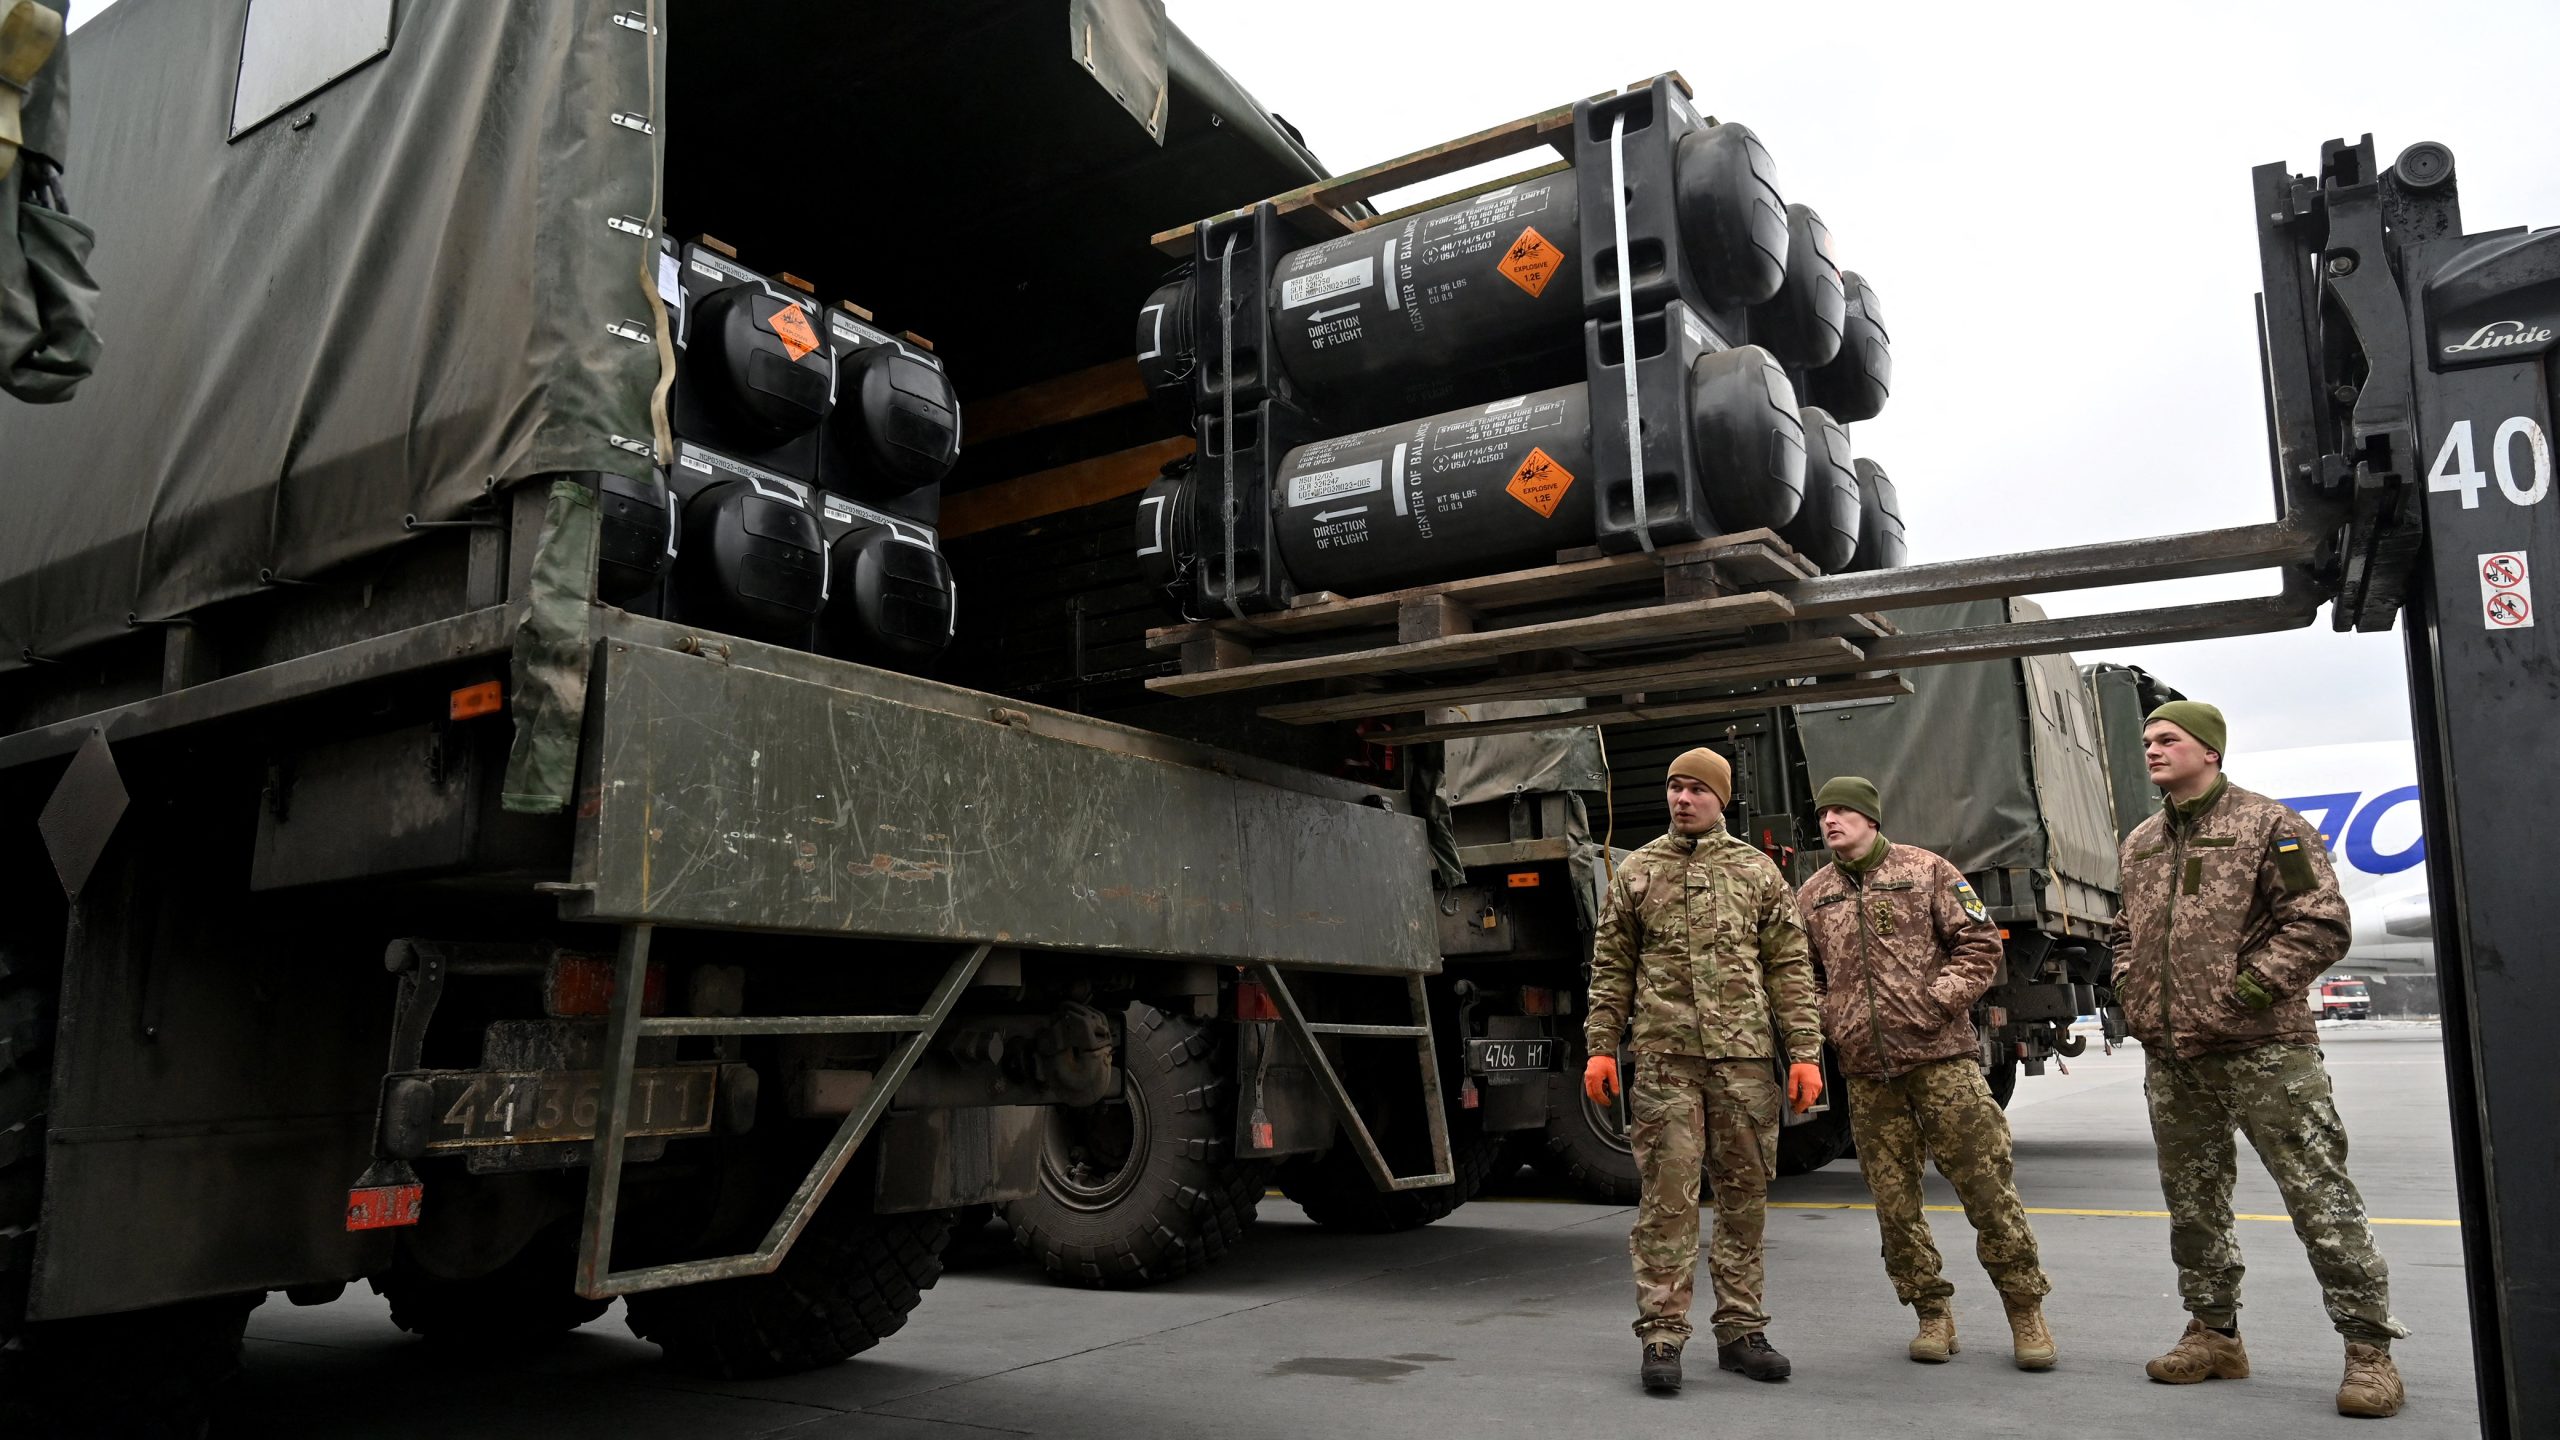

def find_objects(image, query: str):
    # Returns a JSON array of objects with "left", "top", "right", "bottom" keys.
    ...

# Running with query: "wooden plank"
[
  {"left": 1366, "top": 676, "right": 1914, "bottom": 746},
  {"left": 1255, "top": 637, "right": 1864, "bottom": 724},
  {"left": 1152, "top": 96, "right": 1586, "bottom": 256},
  {"left": 1148, "top": 591, "right": 1796, "bottom": 699},
  {"left": 1397, "top": 596, "right": 1475, "bottom": 645},
  {"left": 939, "top": 436, "right": 1192, "bottom": 540},
  {"left": 1145, "top": 530, "right": 1795, "bottom": 650},
  {"left": 1348, "top": 158, "right": 1573, "bottom": 235},
  {"left": 966, "top": 360, "right": 1151, "bottom": 448}
]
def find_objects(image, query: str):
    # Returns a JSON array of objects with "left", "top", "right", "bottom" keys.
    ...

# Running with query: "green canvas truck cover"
[{"left": 1794, "top": 597, "right": 2122, "bottom": 927}]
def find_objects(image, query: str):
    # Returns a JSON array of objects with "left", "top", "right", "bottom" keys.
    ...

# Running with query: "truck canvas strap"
[{"left": 573, "top": 929, "right": 991, "bottom": 1298}]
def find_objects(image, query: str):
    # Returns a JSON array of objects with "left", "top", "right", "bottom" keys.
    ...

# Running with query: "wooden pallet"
[
  {"left": 1150, "top": 73, "right": 1693, "bottom": 258},
  {"left": 1142, "top": 530, "right": 1900, "bottom": 738}
]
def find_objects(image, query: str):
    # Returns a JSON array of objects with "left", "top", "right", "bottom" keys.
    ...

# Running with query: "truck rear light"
[
  {"left": 1985, "top": 1006, "right": 2008, "bottom": 1028},
  {"left": 1460, "top": 1079, "right": 1480, "bottom": 1110},
  {"left": 1506, "top": 871, "right": 1541, "bottom": 888},
  {"left": 448, "top": 680, "right": 504, "bottom": 720},
  {"left": 1519, "top": 986, "right": 1556, "bottom": 1016},
  {"left": 546, "top": 952, "right": 667, "bottom": 1018},
  {"left": 1233, "top": 978, "right": 1280, "bottom": 1023}
]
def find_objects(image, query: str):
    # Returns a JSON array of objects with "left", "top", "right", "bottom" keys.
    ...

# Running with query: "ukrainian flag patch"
[{"left": 1954, "top": 879, "right": 1989, "bottom": 923}]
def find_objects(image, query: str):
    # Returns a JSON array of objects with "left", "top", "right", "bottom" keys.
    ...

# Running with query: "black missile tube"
[
  {"left": 1140, "top": 101, "right": 1790, "bottom": 429},
  {"left": 1140, "top": 340, "right": 1809, "bottom": 603}
]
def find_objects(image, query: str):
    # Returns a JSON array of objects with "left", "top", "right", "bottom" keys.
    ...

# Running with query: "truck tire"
[
  {"left": 1277, "top": 1120, "right": 1505, "bottom": 1233},
  {"left": 1775, "top": 1105, "right": 1855, "bottom": 1175},
  {"left": 1535, "top": 1037, "right": 1640, "bottom": 1204},
  {"left": 623, "top": 1205, "right": 951, "bottom": 1379},
  {"left": 374, "top": 1224, "right": 610, "bottom": 1347},
  {"left": 0, "top": 1294, "right": 261, "bottom": 1440},
  {"left": 1987, "top": 1055, "right": 2019, "bottom": 1109},
  {"left": 1002, "top": 1001, "right": 1266, "bottom": 1288}
]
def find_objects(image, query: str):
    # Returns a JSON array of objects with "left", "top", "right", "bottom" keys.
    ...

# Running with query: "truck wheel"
[
  {"left": 1773, "top": 1046, "right": 1857, "bottom": 1176},
  {"left": 623, "top": 1205, "right": 951, "bottom": 1379},
  {"left": 1277, "top": 1120, "right": 1505, "bottom": 1233},
  {"left": 1535, "top": 1037, "right": 1640, "bottom": 1204},
  {"left": 1002, "top": 1001, "right": 1266, "bottom": 1288},
  {"left": 373, "top": 1224, "right": 610, "bottom": 1347},
  {"left": 1987, "top": 1055, "right": 2019, "bottom": 1109},
  {"left": 0, "top": 1294, "right": 261, "bottom": 1439}
]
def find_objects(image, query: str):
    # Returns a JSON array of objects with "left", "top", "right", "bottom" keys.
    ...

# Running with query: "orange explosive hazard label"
[
  {"left": 1505, "top": 445, "right": 1575, "bottom": 518},
  {"left": 768, "top": 303, "right": 821, "bottom": 362},
  {"left": 1496, "top": 225, "right": 1565, "bottom": 298}
]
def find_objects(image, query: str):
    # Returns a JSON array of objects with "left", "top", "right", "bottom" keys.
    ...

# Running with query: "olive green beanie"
[
  {"left": 2145, "top": 700, "right": 2227, "bottom": 758},
  {"left": 1813, "top": 775, "right": 1883, "bottom": 827}
]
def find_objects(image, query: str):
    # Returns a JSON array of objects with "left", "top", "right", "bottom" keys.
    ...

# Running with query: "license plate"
[
  {"left": 1464, "top": 1037, "right": 1556, "bottom": 1075},
  {"left": 422, "top": 1067, "right": 717, "bottom": 1149}
]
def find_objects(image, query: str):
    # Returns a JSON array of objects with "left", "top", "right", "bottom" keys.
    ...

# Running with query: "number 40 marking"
[{"left": 2428, "top": 416, "right": 2553, "bottom": 508}]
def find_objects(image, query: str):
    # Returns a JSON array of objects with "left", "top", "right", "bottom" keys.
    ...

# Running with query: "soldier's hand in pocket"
[
  {"left": 1584, "top": 1053, "right": 1620, "bottom": 1106},
  {"left": 1787, "top": 1062, "right": 1824, "bottom": 1114}
]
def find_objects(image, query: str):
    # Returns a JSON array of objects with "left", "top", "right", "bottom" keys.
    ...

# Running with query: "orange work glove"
[
  {"left": 1786, "top": 1062, "right": 1824, "bottom": 1115},
  {"left": 1584, "top": 1053, "right": 1621, "bottom": 1107}
]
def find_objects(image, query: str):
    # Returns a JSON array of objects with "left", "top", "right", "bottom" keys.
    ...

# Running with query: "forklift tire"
[
  {"left": 1277, "top": 1121, "right": 1505, "bottom": 1233},
  {"left": 1535, "top": 1037, "right": 1641, "bottom": 1205},
  {"left": 624, "top": 1205, "right": 951, "bottom": 1379},
  {"left": 0, "top": 1294, "right": 261, "bottom": 1440},
  {"left": 1002, "top": 1002, "right": 1266, "bottom": 1289},
  {"left": 374, "top": 1224, "right": 611, "bottom": 1346}
]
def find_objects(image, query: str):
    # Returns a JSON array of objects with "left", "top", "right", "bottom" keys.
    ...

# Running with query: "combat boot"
[
  {"left": 1716, "top": 1332, "right": 1792, "bottom": 1382},
  {"left": 2145, "top": 1318, "right": 2250, "bottom": 1384},
  {"left": 1908, "top": 1308, "right": 1957, "bottom": 1363},
  {"left": 1640, "top": 1341, "right": 1682, "bottom": 1395},
  {"left": 2337, "top": 1342, "right": 2404, "bottom": 1418},
  {"left": 2001, "top": 1291, "right": 2056, "bottom": 1371}
]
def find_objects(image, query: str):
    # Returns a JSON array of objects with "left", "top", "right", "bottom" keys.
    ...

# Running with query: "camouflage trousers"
[
  {"left": 1845, "top": 1058, "right": 2049, "bottom": 1310},
  {"left": 1626, "top": 1054, "right": 1782, "bottom": 1347},
  {"left": 2145, "top": 1042, "right": 2407, "bottom": 1344}
]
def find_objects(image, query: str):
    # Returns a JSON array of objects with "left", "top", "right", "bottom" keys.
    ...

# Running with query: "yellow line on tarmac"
[{"left": 1768, "top": 1201, "right": 2457, "bottom": 1227}]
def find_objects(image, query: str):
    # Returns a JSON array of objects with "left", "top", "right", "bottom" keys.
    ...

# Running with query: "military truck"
[
  {"left": 0, "top": 2, "right": 1471, "bottom": 1430},
  {"left": 1445, "top": 597, "right": 2155, "bottom": 1200}
]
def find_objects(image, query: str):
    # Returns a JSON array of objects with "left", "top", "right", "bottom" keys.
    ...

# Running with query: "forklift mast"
[{"left": 2255, "top": 134, "right": 2559, "bottom": 1439}]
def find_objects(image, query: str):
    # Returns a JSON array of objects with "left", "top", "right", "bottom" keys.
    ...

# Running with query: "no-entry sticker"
[{"left": 2479, "top": 550, "right": 2534, "bottom": 629}]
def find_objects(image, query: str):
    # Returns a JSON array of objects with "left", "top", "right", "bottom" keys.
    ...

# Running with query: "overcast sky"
[
  {"left": 66, "top": 0, "right": 2560, "bottom": 755},
  {"left": 1166, "top": 0, "right": 2560, "bottom": 756}
]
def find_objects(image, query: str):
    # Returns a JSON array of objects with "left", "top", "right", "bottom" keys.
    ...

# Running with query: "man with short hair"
[
  {"left": 2111, "top": 701, "right": 2407, "bottom": 1419},
  {"left": 1584, "top": 746, "right": 1824, "bottom": 1395},
  {"left": 1796, "top": 776, "right": 2055, "bottom": 1369}
]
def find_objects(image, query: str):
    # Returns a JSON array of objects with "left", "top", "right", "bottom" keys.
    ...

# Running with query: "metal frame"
[
  {"left": 1249, "top": 966, "right": 1454, "bottom": 1191},
  {"left": 572, "top": 930, "right": 990, "bottom": 1298}
]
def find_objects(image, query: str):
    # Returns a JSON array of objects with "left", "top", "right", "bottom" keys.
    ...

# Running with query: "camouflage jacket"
[
  {"left": 1585, "top": 827, "right": 1821, "bottom": 1064},
  {"left": 1796, "top": 842, "right": 2004, "bottom": 1080},
  {"left": 2108, "top": 779, "right": 2351, "bottom": 1060}
]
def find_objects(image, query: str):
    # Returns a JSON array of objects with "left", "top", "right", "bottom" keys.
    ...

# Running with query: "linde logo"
[{"left": 2442, "top": 319, "right": 2556, "bottom": 355}]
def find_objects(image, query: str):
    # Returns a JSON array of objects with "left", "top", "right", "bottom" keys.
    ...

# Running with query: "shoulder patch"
[
  {"left": 2273, "top": 833, "right": 2318, "bottom": 894},
  {"left": 1953, "top": 879, "right": 1989, "bottom": 924}
]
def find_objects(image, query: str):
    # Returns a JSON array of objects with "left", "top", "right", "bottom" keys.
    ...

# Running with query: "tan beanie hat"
[{"left": 1667, "top": 747, "right": 1733, "bottom": 805}]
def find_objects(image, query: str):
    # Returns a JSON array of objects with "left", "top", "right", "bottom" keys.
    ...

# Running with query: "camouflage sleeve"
[
  {"left": 1926, "top": 860, "right": 2004, "bottom": 1014},
  {"left": 1757, "top": 866, "right": 1823, "bottom": 1065},
  {"left": 2241, "top": 812, "right": 2352, "bottom": 998},
  {"left": 1584, "top": 861, "right": 1639, "bottom": 1056}
]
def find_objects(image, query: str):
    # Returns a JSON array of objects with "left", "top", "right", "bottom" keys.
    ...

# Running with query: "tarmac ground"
[{"left": 232, "top": 1022, "right": 2477, "bottom": 1438}]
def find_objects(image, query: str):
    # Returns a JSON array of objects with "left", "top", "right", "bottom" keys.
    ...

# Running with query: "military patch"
[
  {"left": 1869, "top": 898, "right": 1898, "bottom": 936},
  {"left": 2182, "top": 856, "right": 2204, "bottom": 895},
  {"left": 1954, "top": 880, "right": 1989, "bottom": 924},
  {"left": 2274, "top": 834, "right": 2318, "bottom": 894}
]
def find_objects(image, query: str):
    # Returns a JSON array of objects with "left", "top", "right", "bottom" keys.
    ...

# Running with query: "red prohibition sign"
[
  {"left": 2487, "top": 591, "right": 2531, "bottom": 627},
  {"left": 2483, "top": 554, "right": 2526, "bottom": 588}
]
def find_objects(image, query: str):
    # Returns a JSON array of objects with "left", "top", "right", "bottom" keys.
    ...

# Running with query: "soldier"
[
  {"left": 2111, "top": 701, "right": 2406, "bottom": 1419},
  {"left": 1583, "top": 746, "right": 1825, "bottom": 1395},
  {"left": 1795, "top": 777, "right": 2056, "bottom": 1370}
]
